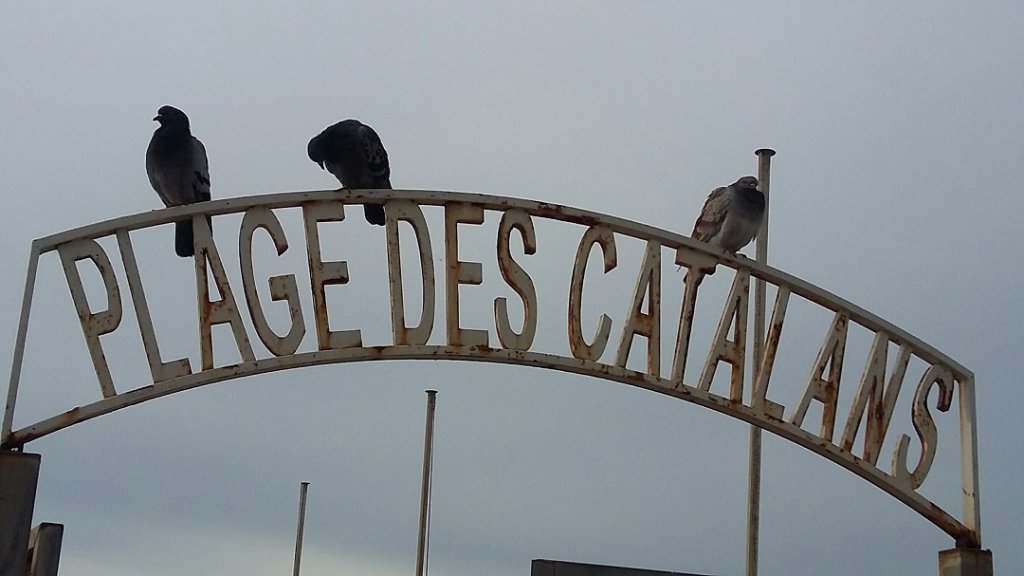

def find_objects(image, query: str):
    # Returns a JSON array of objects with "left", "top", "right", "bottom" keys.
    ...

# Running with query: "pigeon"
[
  {"left": 691, "top": 176, "right": 764, "bottom": 254},
  {"left": 307, "top": 119, "right": 391, "bottom": 225},
  {"left": 145, "top": 106, "right": 211, "bottom": 257}
]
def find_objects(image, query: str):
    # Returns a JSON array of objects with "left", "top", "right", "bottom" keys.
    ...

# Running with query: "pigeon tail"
[
  {"left": 364, "top": 203, "right": 386, "bottom": 226},
  {"left": 175, "top": 220, "right": 195, "bottom": 257}
]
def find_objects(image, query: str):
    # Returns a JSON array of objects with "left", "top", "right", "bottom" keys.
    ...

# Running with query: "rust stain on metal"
[{"left": 59, "top": 406, "right": 81, "bottom": 427}]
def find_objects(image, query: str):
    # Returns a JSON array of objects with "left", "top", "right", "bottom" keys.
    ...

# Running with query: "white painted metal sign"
[{"left": 1, "top": 189, "right": 982, "bottom": 549}]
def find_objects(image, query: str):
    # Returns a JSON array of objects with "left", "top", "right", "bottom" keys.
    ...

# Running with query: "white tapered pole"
[
  {"left": 415, "top": 390, "right": 438, "bottom": 576},
  {"left": 293, "top": 481, "right": 310, "bottom": 576}
]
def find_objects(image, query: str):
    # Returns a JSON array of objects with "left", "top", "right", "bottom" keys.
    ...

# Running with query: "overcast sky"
[{"left": 2, "top": 2, "right": 1022, "bottom": 575}]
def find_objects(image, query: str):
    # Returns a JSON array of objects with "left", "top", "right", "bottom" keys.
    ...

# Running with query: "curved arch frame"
[{"left": 1, "top": 189, "right": 981, "bottom": 547}]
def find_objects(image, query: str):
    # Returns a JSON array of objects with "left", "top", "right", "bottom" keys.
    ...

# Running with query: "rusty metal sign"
[{"left": 1, "top": 189, "right": 982, "bottom": 549}]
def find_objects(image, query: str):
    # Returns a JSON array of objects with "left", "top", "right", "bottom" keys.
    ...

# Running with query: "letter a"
[
  {"left": 615, "top": 240, "right": 662, "bottom": 377},
  {"left": 790, "top": 312, "right": 848, "bottom": 442},
  {"left": 697, "top": 269, "right": 750, "bottom": 402},
  {"left": 194, "top": 216, "right": 257, "bottom": 370}
]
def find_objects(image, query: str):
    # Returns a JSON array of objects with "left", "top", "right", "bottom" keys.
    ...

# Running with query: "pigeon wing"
[
  {"left": 691, "top": 186, "right": 730, "bottom": 241},
  {"left": 358, "top": 123, "right": 391, "bottom": 188},
  {"left": 191, "top": 136, "right": 211, "bottom": 202},
  {"left": 145, "top": 137, "right": 176, "bottom": 206},
  {"left": 145, "top": 144, "right": 161, "bottom": 196}
]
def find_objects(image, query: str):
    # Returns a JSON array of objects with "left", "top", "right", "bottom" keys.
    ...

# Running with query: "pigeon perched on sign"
[
  {"left": 691, "top": 176, "right": 764, "bottom": 254},
  {"left": 307, "top": 119, "right": 391, "bottom": 225},
  {"left": 145, "top": 106, "right": 211, "bottom": 257}
]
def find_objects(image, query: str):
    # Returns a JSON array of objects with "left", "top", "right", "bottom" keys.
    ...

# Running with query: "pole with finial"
[
  {"left": 415, "top": 390, "right": 438, "bottom": 576},
  {"left": 746, "top": 148, "right": 775, "bottom": 576}
]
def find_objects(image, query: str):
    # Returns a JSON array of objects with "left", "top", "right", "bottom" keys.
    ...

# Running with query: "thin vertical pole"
[
  {"left": 746, "top": 148, "right": 775, "bottom": 576},
  {"left": 292, "top": 481, "right": 310, "bottom": 576},
  {"left": 415, "top": 390, "right": 438, "bottom": 576}
]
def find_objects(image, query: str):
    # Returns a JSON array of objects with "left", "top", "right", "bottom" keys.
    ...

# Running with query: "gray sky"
[{"left": 2, "top": 2, "right": 1022, "bottom": 575}]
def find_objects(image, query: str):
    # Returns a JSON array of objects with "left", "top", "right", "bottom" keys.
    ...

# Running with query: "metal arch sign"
[{"left": 1, "top": 189, "right": 982, "bottom": 549}]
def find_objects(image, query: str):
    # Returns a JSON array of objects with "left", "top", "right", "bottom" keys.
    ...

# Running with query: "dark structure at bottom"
[{"left": 532, "top": 559, "right": 711, "bottom": 576}]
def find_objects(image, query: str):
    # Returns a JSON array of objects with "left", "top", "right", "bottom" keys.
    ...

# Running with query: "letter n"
[{"left": 839, "top": 332, "right": 910, "bottom": 464}]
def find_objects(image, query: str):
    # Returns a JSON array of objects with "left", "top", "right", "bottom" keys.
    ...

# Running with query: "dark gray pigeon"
[
  {"left": 307, "top": 119, "right": 391, "bottom": 225},
  {"left": 145, "top": 106, "right": 211, "bottom": 257},
  {"left": 691, "top": 176, "right": 764, "bottom": 254}
]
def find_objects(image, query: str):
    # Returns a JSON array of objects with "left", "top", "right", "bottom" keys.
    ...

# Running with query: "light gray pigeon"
[
  {"left": 307, "top": 119, "right": 391, "bottom": 225},
  {"left": 691, "top": 176, "right": 764, "bottom": 254},
  {"left": 145, "top": 106, "right": 211, "bottom": 257}
]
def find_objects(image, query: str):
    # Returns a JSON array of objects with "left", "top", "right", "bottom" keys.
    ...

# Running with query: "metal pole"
[
  {"left": 415, "top": 390, "right": 438, "bottom": 576},
  {"left": 746, "top": 148, "right": 775, "bottom": 576},
  {"left": 292, "top": 481, "right": 310, "bottom": 576}
]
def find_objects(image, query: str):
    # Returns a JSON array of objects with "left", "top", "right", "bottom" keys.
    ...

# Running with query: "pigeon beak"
[
  {"left": 152, "top": 115, "right": 160, "bottom": 122},
  {"left": 317, "top": 161, "right": 325, "bottom": 170}
]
